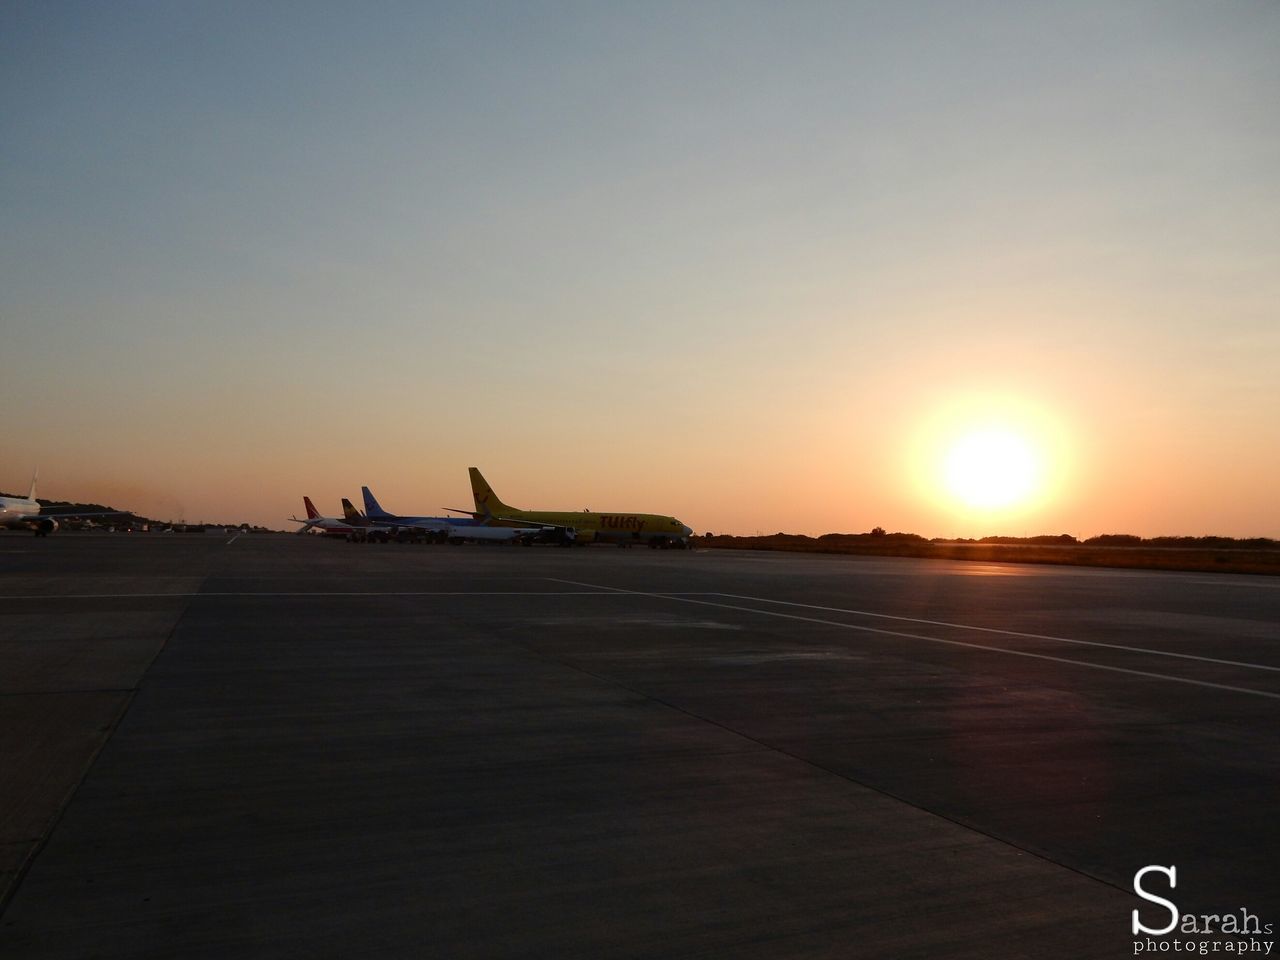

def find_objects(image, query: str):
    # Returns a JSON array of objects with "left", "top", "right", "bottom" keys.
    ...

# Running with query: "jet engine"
[{"left": 35, "top": 517, "right": 58, "bottom": 537}]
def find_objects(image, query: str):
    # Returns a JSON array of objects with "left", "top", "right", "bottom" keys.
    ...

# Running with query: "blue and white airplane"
[
  {"left": 361, "top": 486, "right": 545, "bottom": 544},
  {"left": 361, "top": 486, "right": 476, "bottom": 534}
]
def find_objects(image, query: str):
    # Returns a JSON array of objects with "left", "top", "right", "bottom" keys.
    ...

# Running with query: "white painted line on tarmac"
[
  {"left": 547, "top": 578, "right": 1280, "bottom": 701},
  {"left": 1184, "top": 579, "right": 1280, "bottom": 590},
  {"left": 705, "top": 593, "right": 1280, "bottom": 675}
]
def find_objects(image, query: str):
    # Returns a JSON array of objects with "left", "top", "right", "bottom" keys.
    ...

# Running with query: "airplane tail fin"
[
  {"left": 362, "top": 486, "right": 390, "bottom": 518},
  {"left": 469, "top": 468, "right": 514, "bottom": 518},
  {"left": 303, "top": 496, "right": 320, "bottom": 520},
  {"left": 28, "top": 469, "right": 38, "bottom": 501},
  {"left": 341, "top": 498, "right": 364, "bottom": 523}
]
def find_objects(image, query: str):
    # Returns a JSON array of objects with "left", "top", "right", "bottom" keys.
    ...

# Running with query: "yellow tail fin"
[{"left": 469, "top": 468, "right": 514, "bottom": 518}]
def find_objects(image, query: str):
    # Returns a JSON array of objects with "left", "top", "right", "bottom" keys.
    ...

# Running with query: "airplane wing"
[
  {"left": 11, "top": 507, "right": 138, "bottom": 536},
  {"left": 287, "top": 516, "right": 321, "bottom": 534},
  {"left": 446, "top": 506, "right": 574, "bottom": 539},
  {"left": 491, "top": 515, "right": 577, "bottom": 540},
  {"left": 370, "top": 516, "right": 451, "bottom": 533},
  {"left": 39, "top": 508, "right": 134, "bottom": 520},
  {"left": 493, "top": 514, "right": 568, "bottom": 529}
]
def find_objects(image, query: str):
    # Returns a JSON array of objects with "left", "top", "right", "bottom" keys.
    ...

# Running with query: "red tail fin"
[{"left": 303, "top": 496, "right": 320, "bottom": 520}]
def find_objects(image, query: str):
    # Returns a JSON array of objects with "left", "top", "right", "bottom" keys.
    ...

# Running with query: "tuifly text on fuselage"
[{"left": 600, "top": 515, "right": 645, "bottom": 531}]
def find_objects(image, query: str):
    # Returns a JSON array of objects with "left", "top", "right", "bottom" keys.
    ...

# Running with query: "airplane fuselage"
[
  {"left": 0, "top": 495, "right": 54, "bottom": 534},
  {"left": 305, "top": 518, "right": 363, "bottom": 536},
  {"left": 488, "top": 509, "right": 692, "bottom": 545},
  {"left": 0, "top": 496, "right": 39, "bottom": 521},
  {"left": 361, "top": 485, "right": 483, "bottom": 533}
]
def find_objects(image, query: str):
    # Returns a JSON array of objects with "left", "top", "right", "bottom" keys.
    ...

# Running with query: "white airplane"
[
  {"left": 0, "top": 471, "right": 130, "bottom": 536},
  {"left": 288, "top": 497, "right": 377, "bottom": 537}
]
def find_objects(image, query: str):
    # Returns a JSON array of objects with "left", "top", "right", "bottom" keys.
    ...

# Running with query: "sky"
[{"left": 3, "top": 1, "right": 1277, "bottom": 538}]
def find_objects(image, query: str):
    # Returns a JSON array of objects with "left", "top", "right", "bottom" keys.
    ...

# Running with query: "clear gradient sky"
[{"left": 3, "top": 2, "right": 1277, "bottom": 537}]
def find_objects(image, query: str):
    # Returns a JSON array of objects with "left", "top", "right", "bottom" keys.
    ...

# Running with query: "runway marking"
[
  {"left": 9, "top": 580, "right": 1275, "bottom": 696},
  {"left": 705, "top": 593, "right": 1280, "bottom": 675},
  {"left": 547, "top": 579, "right": 1280, "bottom": 701},
  {"left": 1185, "top": 578, "right": 1280, "bottom": 590}
]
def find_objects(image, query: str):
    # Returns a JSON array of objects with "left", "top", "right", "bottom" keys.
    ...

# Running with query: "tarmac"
[{"left": 1, "top": 533, "right": 1276, "bottom": 958}]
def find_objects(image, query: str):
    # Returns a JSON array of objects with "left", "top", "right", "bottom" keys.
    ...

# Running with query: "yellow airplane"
[{"left": 464, "top": 467, "right": 694, "bottom": 548}]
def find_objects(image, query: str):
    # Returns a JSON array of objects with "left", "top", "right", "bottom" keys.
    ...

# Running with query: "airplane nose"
[{"left": 681, "top": 525, "right": 693, "bottom": 537}]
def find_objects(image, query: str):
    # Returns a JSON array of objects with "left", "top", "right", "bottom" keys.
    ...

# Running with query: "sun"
[
  {"left": 941, "top": 426, "right": 1042, "bottom": 510},
  {"left": 905, "top": 392, "right": 1074, "bottom": 528}
]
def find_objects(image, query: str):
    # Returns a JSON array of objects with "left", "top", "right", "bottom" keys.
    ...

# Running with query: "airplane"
[
  {"left": 460, "top": 467, "right": 693, "bottom": 548},
  {"left": 361, "top": 485, "right": 547, "bottom": 544},
  {"left": 0, "top": 471, "right": 132, "bottom": 536},
  {"left": 337, "top": 497, "right": 417, "bottom": 543},
  {"left": 361, "top": 486, "right": 480, "bottom": 535},
  {"left": 288, "top": 496, "right": 371, "bottom": 538}
]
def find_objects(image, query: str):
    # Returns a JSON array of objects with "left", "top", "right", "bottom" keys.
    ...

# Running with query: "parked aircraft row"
[
  {"left": 292, "top": 468, "right": 693, "bottom": 548},
  {"left": 291, "top": 494, "right": 544, "bottom": 545}
]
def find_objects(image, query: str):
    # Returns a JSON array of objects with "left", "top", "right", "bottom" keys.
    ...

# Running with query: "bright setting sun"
[
  {"left": 907, "top": 395, "right": 1071, "bottom": 527},
  {"left": 941, "top": 427, "right": 1042, "bottom": 510}
]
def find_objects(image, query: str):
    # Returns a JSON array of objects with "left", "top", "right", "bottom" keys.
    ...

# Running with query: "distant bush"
[
  {"left": 1084, "top": 534, "right": 1144, "bottom": 546},
  {"left": 817, "top": 531, "right": 926, "bottom": 545},
  {"left": 978, "top": 534, "right": 1079, "bottom": 545},
  {"left": 1145, "top": 535, "right": 1279, "bottom": 550}
]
